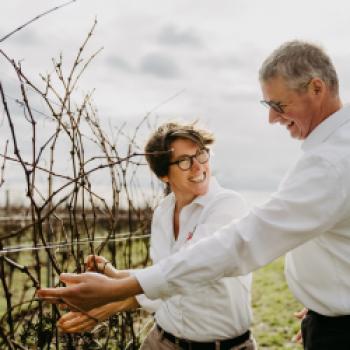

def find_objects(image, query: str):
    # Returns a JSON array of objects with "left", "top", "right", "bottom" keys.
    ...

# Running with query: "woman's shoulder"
[
  {"left": 210, "top": 180, "right": 246, "bottom": 206},
  {"left": 202, "top": 182, "right": 248, "bottom": 219},
  {"left": 152, "top": 192, "right": 175, "bottom": 216}
]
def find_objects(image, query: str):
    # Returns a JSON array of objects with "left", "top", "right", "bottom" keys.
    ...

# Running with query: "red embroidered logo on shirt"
[
  {"left": 186, "top": 232, "right": 194, "bottom": 241},
  {"left": 186, "top": 225, "right": 197, "bottom": 242}
]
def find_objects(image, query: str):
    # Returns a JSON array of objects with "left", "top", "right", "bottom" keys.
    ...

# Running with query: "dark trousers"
[{"left": 301, "top": 310, "right": 350, "bottom": 350}]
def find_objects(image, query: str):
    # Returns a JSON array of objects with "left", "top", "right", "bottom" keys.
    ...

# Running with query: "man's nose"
[{"left": 268, "top": 108, "right": 281, "bottom": 124}]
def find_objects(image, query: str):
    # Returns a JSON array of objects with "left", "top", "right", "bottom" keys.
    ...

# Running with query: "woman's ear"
[{"left": 160, "top": 176, "right": 169, "bottom": 183}]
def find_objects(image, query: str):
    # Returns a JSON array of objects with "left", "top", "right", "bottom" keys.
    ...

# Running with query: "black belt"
[
  {"left": 156, "top": 324, "right": 251, "bottom": 350},
  {"left": 308, "top": 310, "right": 350, "bottom": 324}
]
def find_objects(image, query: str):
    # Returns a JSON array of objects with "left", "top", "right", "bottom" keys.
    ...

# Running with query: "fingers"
[
  {"left": 59, "top": 311, "right": 81, "bottom": 323},
  {"left": 59, "top": 321, "right": 95, "bottom": 333},
  {"left": 103, "top": 262, "right": 118, "bottom": 277},
  {"left": 85, "top": 255, "right": 108, "bottom": 271},
  {"left": 57, "top": 309, "right": 101, "bottom": 333},
  {"left": 292, "top": 307, "right": 307, "bottom": 344},
  {"left": 294, "top": 330, "right": 303, "bottom": 344},
  {"left": 58, "top": 312, "right": 97, "bottom": 333},
  {"left": 59, "top": 273, "right": 84, "bottom": 285},
  {"left": 84, "top": 255, "right": 123, "bottom": 278},
  {"left": 36, "top": 273, "right": 82, "bottom": 304},
  {"left": 37, "top": 274, "right": 84, "bottom": 301},
  {"left": 37, "top": 287, "right": 68, "bottom": 300},
  {"left": 86, "top": 254, "right": 107, "bottom": 265},
  {"left": 294, "top": 307, "right": 308, "bottom": 319},
  {"left": 292, "top": 329, "right": 303, "bottom": 344}
]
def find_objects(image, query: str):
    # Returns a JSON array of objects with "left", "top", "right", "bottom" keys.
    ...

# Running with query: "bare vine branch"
[{"left": 0, "top": 0, "right": 77, "bottom": 43}]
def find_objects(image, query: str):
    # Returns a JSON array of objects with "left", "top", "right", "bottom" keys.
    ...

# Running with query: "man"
[{"left": 38, "top": 41, "right": 350, "bottom": 350}]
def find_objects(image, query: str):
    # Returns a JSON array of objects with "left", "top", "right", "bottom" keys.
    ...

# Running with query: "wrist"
[{"left": 111, "top": 276, "right": 143, "bottom": 301}]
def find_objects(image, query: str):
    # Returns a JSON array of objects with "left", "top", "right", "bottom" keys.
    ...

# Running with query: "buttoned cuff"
[{"left": 134, "top": 264, "right": 169, "bottom": 300}]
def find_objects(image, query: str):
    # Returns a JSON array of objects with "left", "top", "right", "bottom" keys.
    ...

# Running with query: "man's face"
[{"left": 261, "top": 76, "right": 318, "bottom": 140}]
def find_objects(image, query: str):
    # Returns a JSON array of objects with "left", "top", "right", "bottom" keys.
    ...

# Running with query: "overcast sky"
[{"left": 1, "top": 0, "right": 350, "bottom": 204}]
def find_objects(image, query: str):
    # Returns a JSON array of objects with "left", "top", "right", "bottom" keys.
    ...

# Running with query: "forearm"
[
  {"left": 111, "top": 275, "right": 144, "bottom": 301},
  {"left": 115, "top": 296, "right": 140, "bottom": 312}
]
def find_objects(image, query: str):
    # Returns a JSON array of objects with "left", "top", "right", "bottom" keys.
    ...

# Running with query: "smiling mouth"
[
  {"left": 189, "top": 172, "right": 206, "bottom": 183},
  {"left": 287, "top": 121, "right": 294, "bottom": 129}
]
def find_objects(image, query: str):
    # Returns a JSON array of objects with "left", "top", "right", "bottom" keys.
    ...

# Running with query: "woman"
[{"left": 58, "top": 122, "right": 256, "bottom": 350}]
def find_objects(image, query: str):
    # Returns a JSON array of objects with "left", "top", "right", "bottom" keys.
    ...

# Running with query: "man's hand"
[
  {"left": 293, "top": 307, "right": 308, "bottom": 344},
  {"left": 57, "top": 297, "right": 139, "bottom": 333},
  {"left": 37, "top": 272, "right": 142, "bottom": 311}
]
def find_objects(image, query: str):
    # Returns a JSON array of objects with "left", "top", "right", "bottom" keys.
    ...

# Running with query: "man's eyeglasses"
[
  {"left": 260, "top": 100, "right": 287, "bottom": 114},
  {"left": 260, "top": 78, "right": 313, "bottom": 114},
  {"left": 169, "top": 148, "right": 210, "bottom": 171}
]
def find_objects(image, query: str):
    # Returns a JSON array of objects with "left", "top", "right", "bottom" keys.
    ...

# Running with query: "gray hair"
[{"left": 259, "top": 40, "right": 339, "bottom": 95}]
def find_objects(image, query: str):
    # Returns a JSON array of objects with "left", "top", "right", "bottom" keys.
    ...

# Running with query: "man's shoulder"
[{"left": 304, "top": 127, "right": 350, "bottom": 169}]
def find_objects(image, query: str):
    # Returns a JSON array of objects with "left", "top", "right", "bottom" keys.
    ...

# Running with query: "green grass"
[{"left": 252, "top": 257, "right": 303, "bottom": 350}]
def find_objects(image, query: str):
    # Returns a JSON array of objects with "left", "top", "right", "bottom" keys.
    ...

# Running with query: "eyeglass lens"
[{"left": 178, "top": 149, "right": 209, "bottom": 170}]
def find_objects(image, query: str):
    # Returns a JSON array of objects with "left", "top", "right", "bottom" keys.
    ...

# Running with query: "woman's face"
[{"left": 162, "top": 138, "right": 211, "bottom": 205}]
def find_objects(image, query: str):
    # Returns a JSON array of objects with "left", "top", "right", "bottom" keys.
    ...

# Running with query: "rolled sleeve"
[
  {"left": 135, "top": 294, "right": 162, "bottom": 313},
  {"left": 134, "top": 264, "right": 170, "bottom": 300}
]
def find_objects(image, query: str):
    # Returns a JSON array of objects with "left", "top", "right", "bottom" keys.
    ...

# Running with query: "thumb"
[{"left": 60, "top": 273, "right": 83, "bottom": 285}]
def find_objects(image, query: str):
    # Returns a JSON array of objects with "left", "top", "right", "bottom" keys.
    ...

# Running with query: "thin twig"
[{"left": 0, "top": 0, "right": 77, "bottom": 43}]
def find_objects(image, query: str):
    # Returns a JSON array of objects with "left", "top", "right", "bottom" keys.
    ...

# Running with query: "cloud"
[
  {"left": 157, "top": 24, "right": 203, "bottom": 48},
  {"left": 7, "top": 29, "right": 41, "bottom": 46},
  {"left": 221, "top": 90, "right": 257, "bottom": 102},
  {"left": 139, "top": 52, "right": 181, "bottom": 79},
  {"left": 105, "top": 55, "right": 132, "bottom": 72},
  {"left": 197, "top": 46, "right": 263, "bottom": 74}
]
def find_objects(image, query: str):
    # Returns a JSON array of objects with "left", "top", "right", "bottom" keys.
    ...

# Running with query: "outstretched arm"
[
  {"left": 39, "top": 157, "right": 347, "bottom": 305},
  {"left": 134, "top": 156, "right": 346, "bottom": 299}
]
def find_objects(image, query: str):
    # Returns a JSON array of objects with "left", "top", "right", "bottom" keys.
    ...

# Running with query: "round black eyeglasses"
[{"left": 169, "top": 148, "right": 210, "bottom": 171}]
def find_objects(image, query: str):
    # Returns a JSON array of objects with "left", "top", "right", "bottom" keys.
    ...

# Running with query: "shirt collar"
[
  {"left": 164, "top": 176, "right": 221, "bottom": 210},
  {"left": 302, "top": 104, "right": 350, "bottom": 152},
  {"left": 191, "top": 176, "right": 222, "bottom": 207}
]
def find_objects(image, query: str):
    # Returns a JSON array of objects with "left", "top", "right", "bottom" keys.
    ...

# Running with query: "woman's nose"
[{"left": 191, "top": 157, "right": 202, "bottom": 171}]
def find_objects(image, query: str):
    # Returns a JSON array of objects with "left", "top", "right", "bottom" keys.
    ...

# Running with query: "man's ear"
[{"left": 311, "top": 78, "right": 324, "bottom": 96}]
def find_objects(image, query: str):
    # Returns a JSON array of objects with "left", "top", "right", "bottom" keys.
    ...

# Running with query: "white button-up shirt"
[
  {"left": 136, "top": 178, "right": 252, "bottom": 341},
  {"left": 135, "top": 105, "right": 350, "bottom": 317}
]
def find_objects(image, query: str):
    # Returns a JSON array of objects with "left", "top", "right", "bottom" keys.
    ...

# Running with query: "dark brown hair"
[{"left": 145, "top": 121, "right": 214, "bottom": 178}]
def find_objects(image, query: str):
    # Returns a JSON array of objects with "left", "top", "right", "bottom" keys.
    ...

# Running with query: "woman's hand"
[
  {"left": 85, "top": 255, "right": 130, "bottom": 279},
  {"left": 57, "top": 297, "right": 139, "bottom": 333}
]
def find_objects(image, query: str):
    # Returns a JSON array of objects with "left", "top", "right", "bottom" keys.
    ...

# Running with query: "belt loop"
[
  {"left": 215, "top": 340, "right": 221, "bottom": 350},
  {"left": 175, "top": 337, "right": 180, "bottom": 349}
]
